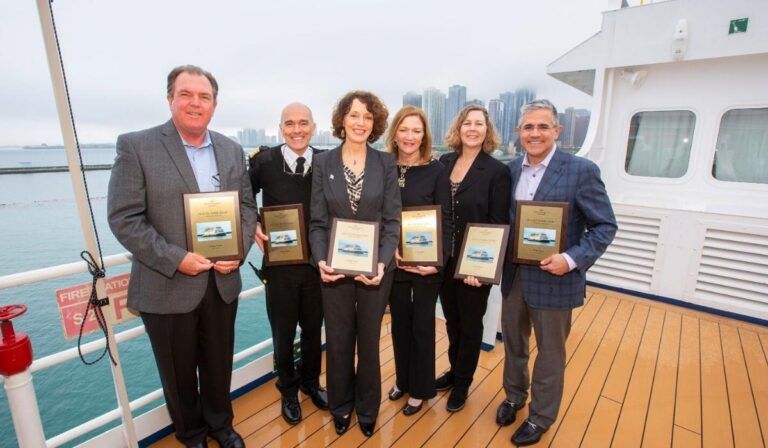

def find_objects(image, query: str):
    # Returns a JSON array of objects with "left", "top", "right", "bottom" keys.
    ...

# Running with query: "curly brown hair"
[
  {"left": 385, "top": 106, "right": 432, "bottom": 164},
  {"left": 444, "top": 105, "right": 500, "bottom": 153},
  {"left": 331, "top": 91, "right": 389, "bottom": 143}
]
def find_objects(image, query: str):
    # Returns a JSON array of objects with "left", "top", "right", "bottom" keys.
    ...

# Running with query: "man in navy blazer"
[{"left": 495, "top": 100, "right": 617, "bottom": 446}]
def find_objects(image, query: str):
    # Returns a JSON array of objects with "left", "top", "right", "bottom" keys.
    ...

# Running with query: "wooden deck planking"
[
  {"left": 642, "top": 312, "right": 682, "bottom": 448},
  {"left": 550, "top": 299, "right": 634, "bottom": 447},
  {"left": 611, "top": 307, "right": 666, "bottom": 448},
  {"left": 720, "top": 324, "right": 764, "bottom": 448},
  {"left": 700, "top": 320, "right": 734, "bottom": 448},
  {"left": 741, "top": 328, "right": 768, "bottom": 447},
  {"left": 151, "top": 288, "right": 768, "bottom": 448},
  {"left": 675, "top": 315, "right": 701, "bottom": 434}
]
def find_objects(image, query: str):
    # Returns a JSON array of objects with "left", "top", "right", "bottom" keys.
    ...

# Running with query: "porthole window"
[
  {"left": 712, "top": 108, "right": 768, "bottom": 184},
  {"left": 625, "top": 110, "right": 695, "bottom": 178}
]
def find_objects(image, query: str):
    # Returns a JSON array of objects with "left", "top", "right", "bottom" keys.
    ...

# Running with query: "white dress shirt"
[{"left": 281, "top": 144, "right": 313, "bottom": 175}]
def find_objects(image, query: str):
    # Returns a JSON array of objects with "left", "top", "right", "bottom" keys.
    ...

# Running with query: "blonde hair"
[
  {"left": 385, "top": 106, "right": 432, "bottom": 164},
  {"left": 444, "top": 105, "right": 500, "bottom": 153}
]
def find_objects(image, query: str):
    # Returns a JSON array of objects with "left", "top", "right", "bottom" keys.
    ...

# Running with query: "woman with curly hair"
[
  {"left": 308, "top": 90, "right": 401, "bottom": 437},
  {"left": 435, "top": 105, "right": 510, "bottom": 412}
]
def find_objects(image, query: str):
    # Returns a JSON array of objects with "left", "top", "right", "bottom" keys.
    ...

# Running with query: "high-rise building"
[
  {"left": 488, "top": 99, "right": 504, "bottom": 138},
  {"left": 498, "top": 89, "right": 535, "bottom": 147},
  {"left": 464, "top": 99, "right": 484, "bottom": 108},
  {"left": 423, "top": 87, "right": 447, "bottom": 145},
  {"left": 403, "top": 91, "right": 422, "bottom": 108},
  {"left": 445, "top": 85, "right": 467, "bottom": 132},
  {"left": 559, "top": 107, "right": 591, "bottom": 148}
]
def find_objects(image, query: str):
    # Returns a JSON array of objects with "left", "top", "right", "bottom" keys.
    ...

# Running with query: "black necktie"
[{"left": 295, "top": 157, "right": 306, "bottom": 175}]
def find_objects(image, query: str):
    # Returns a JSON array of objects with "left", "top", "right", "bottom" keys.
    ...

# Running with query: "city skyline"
[{"left": 1, "top": 1, "right": 609, "bottom": 146}]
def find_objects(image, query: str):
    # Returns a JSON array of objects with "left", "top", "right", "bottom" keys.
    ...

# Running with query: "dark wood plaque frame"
[
  {"left": 453, "top": 222, "right": 510, "bottom": 285},
  {"left": 512, "top": 200, "right": 569, "bottom": 265},
  {"left": 399, "top": 205, "right": 444, "bottom": 267},
  {"left": 326, "top": 218, "right": 379, "bottom": 277},
  {"left": 260, "top": 203, "right": 310, "bottom": 266}
]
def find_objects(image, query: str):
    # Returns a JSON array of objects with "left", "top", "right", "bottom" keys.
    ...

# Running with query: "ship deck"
[{"left": 152, "top": 286, "right": 768, "bottom": 447}]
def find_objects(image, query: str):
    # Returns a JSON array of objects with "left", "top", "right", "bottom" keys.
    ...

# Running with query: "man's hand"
[
  {"left": 540, "top": 253, "right": 570, "bottom": 276},
  {"left": 178, "top": 252, "right": 213, "bottom": 276},
  {"left": 319, "top": 260, "right": 345, "bottom": 283},
  {"left": 253, "top": 222, "right": 268, "bottom": 253},
  {"left": 213, "top": 260, "right": 240, "bottom": 275},
  {"left": 463, "top": 275, "right": 484, "bottom": 287},
  {"left": 356, "top": 262, "right": 386, "bottom": 286}
]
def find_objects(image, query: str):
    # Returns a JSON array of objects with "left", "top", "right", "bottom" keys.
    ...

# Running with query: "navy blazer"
[
  {"left": 309, "top": 145, "right": 402, "bottom": 271},
  {"left": 440, "top": 151, "right": 511, "bottom": 258},
  {"left": 501, "top": 149, "right": 617, "bottom": 309}
]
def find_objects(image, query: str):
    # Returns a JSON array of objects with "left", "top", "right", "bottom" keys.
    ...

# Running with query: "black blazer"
[
  {"left": 309, "top": 145, "right": 402, "bottom": 271},
  {"left": 440, "top": 151, "right": 511, "bottom": 258}
]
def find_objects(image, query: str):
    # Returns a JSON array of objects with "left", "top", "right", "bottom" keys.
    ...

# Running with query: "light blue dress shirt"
[{"left": 180, "top": 131, "right": 219, "bottom": 192}]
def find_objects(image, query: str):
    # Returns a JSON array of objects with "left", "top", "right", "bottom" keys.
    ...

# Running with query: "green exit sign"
[{"left": 729, "top": 18, "right": 749, "bottom": 34}]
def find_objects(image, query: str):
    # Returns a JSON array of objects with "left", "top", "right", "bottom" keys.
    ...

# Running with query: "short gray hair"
[
  {"left": 518, "top": 99, "right": 559, "bottom": 126},
  {"left": 166, "top": 65, "right": 219, "bottom": 100}
]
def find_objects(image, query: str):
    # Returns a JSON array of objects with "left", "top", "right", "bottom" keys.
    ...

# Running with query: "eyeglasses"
[
  {"left": 211, "top": 173, "right": 221, "bottom": 190},
  {"left": 520, "top": 124, "right": 556, "bottom": 133}
]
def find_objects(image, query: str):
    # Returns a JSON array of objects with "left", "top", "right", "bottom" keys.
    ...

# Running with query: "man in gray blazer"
[
  {"left": 108, "top": 65, "right": 257, "bottom": 448},
  {"left": 496, "top": 99, "right": 617, "bottom": 446}
]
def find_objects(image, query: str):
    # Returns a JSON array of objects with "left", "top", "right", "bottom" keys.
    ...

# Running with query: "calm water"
[{"left": 0, "top": 147, "right": 271, "bottom": 447}]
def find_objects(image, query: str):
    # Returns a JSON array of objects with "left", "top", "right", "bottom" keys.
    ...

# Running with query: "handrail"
[{"left": 0, "top": 249, "right": 269, "bottom": 447}]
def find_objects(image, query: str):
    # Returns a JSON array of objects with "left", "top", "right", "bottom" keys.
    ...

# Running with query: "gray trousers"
[{"left": 501, "top": 271, "right": 572, "bottom": 429}]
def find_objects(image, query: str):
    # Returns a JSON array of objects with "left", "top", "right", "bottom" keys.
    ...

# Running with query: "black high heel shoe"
[
  {"left": 403, "top": 400, "right": 423, "bottom": 416},
  {"left": 388, "top": 386, "right": 405, "bottom": 400}
]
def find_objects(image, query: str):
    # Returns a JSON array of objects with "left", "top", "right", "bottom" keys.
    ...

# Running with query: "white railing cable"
[{"left": 0, "top": 252, "right": 132, "bottom": 291}]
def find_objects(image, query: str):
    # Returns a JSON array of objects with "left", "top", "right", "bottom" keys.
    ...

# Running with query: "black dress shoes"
[
  {"left": 402, "top": 401, "right": 423, "bottom": 416},
  {"left": 210, "top": 428, "right": 244, "bottom": 448},
  {"left": 359, "top": 421, "right": 376, "bottom": 437},
  {"left": 281, "top": 395, "right": 302, "bottom": 425},
  {"left": 496, "top": 399, "right": 524, "bottom": 426},
  {"left": 300, "top": 385, "right": 329, "bottom": 410},
  {"left": 333, "top": 415, "right": 351, "bottom": 435},
  {"left": 512, "top": 419, "right": 547, "bottom": 446},
  {"left": 186, "top": 442, "right": 208, "bottom": 448},
  {"left": 388, "top": 386, "right": 405, "bottom": 400},
  {"left": 446, "top": 387, "right": 467, "bottom": 412},
  {"left": 435, "top": 371, "right": 455, "bottom": 391}
]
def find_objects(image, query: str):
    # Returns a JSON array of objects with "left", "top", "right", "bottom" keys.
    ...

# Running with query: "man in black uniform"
[{"left": 248, "top": 103, "right": 328, "bottom": 424}]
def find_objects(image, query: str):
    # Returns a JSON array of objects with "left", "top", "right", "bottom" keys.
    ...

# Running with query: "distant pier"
[{"left": 0, "top": 164, "right": 112, "bottom": 175}]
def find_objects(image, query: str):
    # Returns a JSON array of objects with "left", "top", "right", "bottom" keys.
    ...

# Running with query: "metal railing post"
[{"left": 34, "top": 1, "right": 138, "bottom": 446}]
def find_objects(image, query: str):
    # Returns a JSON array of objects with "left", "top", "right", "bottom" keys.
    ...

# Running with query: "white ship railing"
[{"left": 0, "top": 252, "right": 270, "bottom": 447}]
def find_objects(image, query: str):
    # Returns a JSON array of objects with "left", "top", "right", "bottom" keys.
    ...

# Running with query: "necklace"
[{"left": 398, "top": 164, "right": 410, "bottom": 188}]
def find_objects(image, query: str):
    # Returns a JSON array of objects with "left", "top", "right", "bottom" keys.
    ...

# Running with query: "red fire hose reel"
[{"left": 0, "top": 305, "right": 33, "bottom": 377}]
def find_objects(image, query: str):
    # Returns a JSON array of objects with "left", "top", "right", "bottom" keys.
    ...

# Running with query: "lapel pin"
[{"left": 330, "top": 174, "right": 335, "bottom": 180}]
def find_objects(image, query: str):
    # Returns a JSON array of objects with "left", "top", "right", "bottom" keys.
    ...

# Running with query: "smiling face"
[
  {"left": 280, "top": 104, "right": 315, "bottom": 153},
  {"left": 395, "top": 114, "right": 424, "bottom": 162},
  {"left": 342, "top": 98, "right": 374, "bottom": 145},
  {"left": 459, "top": 110, "right": 488, "bottom": 151},
  {"left": 518, "top": 108, "right": 562, "bottom": 165},
  {"left": 167, "top": 72, "right": 216, "bottom": 140}
]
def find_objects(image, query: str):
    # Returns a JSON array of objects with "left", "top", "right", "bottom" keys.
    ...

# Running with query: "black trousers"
[
  {"left": 389, "top": 275, "right": 440, "bottom": 400},
  {"left": 439, "top": 257, "right": 491, "bottom": 390},
  {"left": 321, "top": 272, "right": 393, "bottom": 425},
  {"left": 264, "top": 264, "right": 323, "bottom": 397},
  {"left": 141, "top": 271, "right": 238, "bottom": 446}
]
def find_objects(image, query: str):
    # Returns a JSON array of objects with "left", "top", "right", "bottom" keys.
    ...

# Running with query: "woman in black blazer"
[
  {"left": 308, "top": 91, "right": 401, "bottom": 437},
  {"left": 436, "top": 105, "right": 511, "bottom": 412},
  {"left": 384, "top": 106, "right": 451, "bottom": 416}
]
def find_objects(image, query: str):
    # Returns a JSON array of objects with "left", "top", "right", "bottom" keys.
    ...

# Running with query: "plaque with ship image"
[
  {"left": 399, "top": 205, "right": 443, "bottom": 267},
  {"left": 260, "top": 204, "right": 309, "bottom": 266},
  {"left": 454, "top": 223, "right": 509, "bottom": 284},
  {"left": 512, "top": 200, "right": 568, "bottom": 265},
  {"left": 327, "top": 218, "right": 379, "bottom": 277},
  {"left": 183, "top": 190, "right": 244, "bottom": 262}
]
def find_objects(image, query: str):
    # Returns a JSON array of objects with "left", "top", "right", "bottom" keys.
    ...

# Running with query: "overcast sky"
[{"left": 0, "top": 0, "right": 618, "bottom": 146}]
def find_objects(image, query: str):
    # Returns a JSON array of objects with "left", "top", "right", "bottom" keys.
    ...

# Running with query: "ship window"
[
  {"left": 625, "top": 110, "right": 695, "bottom": 178},
  {"left": 712, "top": 108, "right": 768, "bottom": 184}
]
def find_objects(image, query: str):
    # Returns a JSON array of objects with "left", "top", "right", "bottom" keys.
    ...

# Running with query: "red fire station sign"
[{"left": 55, "top": 273, "right": 138, "bottom": 340}]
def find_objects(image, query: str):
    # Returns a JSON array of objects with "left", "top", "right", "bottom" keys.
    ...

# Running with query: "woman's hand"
[
  {"left": 319, "top": 260, "right": 345, "bottom": 283},
  {"left": 402, "top": 265, "right": 438, "bottom": 276},
  {"left": 463, "top": 275, "right": 484, "bottom": 287},
  {"left": 395, "top": 249, "right": 404, "bottom": 269},
  {"left": 355, "top": 262, "right": 385, "bottom": 286}
]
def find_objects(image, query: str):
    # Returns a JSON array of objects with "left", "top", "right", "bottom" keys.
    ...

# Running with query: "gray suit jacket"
[
  {"left": 500, "top": 149, "right": 617, "bottom": 309},
  {"left": 308, "top": 145, "right": 402, "bottom": 271},
  {"left": 108, "top": 120, "right": 258, "bottom": 314}
]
